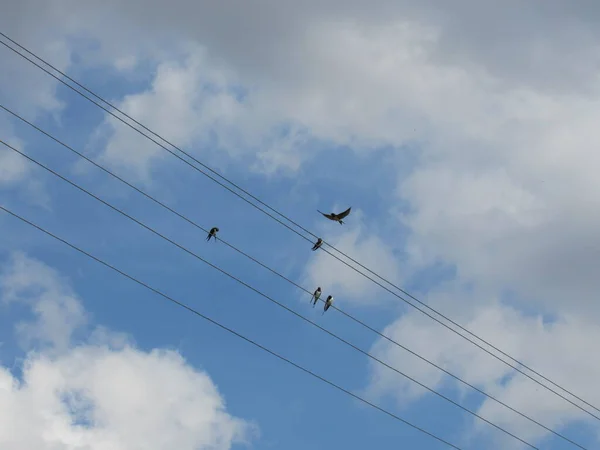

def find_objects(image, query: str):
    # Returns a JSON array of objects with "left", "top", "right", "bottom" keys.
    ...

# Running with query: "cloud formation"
[
  {"left": 0, "top": 252, "right": 255, "bottom": 450},
  {"left": 365, "top": 289, "right": 600, "bottom": 447}
]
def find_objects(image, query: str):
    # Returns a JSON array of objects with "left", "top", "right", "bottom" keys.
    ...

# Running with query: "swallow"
[
  {"left": 311, "top": 238, "right": 323, "bottom": 251},
  {"left": 317, "top": 207, "right": 351, "bottom": 225},
  {"left": 311, "top": 287, "right": 321, "bottom": 307},
  {"left": 206, "top": 227, "right": 219, "bottom": 242},
  {"left": 322, "top": 295, "right": 334, "bottom": 315}
]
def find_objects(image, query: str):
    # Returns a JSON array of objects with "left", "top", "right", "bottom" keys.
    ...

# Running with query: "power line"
[
  {"left": 0, "top": 204, "right": 465, "bottom": 450},
  {"left": 1, "top": 32, "right": 598, "bottom": 419},
  {"left": 0, "top": 104, "right": 587, "bottom": 450},
  {"left": 0, "top": 138, "right": 548, "bottom": 449}
]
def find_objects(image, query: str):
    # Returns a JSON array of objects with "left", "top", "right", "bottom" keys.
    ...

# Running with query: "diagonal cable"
[
  {"left": 0, "top": 204, "right": 465, "bottom": 450},
  {"left": 0, "top": 103, "right": 588, "bottom": 449},
  {"left": 1, "top": 31, "right": 599, "bottom": 419},
  {"left": 0, "top": 138, "right": 550, "bottom": 449}
]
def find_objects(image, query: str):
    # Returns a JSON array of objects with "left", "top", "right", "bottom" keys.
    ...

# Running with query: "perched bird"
[
  {"left": 206, "top": 227, "right": 219, "bottom": 242},
  {"left": 311, "top": 238, "right": 323, "bottom": 251},
  {"left": 317, "top": 207, "right": 352, "bottom": 225},
  {"left": 311, "top": 287, "right": 321, "bottom": 307},
  {"left": 322, "top": 295, "right": 334, "bottom": 315}
]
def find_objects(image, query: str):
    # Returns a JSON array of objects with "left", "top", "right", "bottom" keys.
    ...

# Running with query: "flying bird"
[
  {"left": 317, "top": 207, "right": 351, "bottom": 224},
  {"left": 206, "top": 227, "right": 219, "bottom": 242},
  {"left": 311, "top": 238, "right": 323, "bottom": 251},
  {"left": 322, "top": 295, "right": 334, "bottom": 315},
  {"left": 311, "top": 287, "right": 321, "bottom": 307}
]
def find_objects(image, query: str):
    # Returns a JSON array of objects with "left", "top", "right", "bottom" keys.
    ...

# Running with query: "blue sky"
[{"left": 2, "top": 3, "right": 600, "bottom": 450}]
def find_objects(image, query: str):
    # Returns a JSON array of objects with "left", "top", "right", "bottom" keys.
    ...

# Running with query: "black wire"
[
  {"left": 0, "top": 138, "right": 548, "bottom": 449},
  {"left": 0, "top": 104, "right": 588, "bottom": 450},
  {"left": 0, "top": 204, "right": 465, "bottom": 450},
  {"left": 2, "top": 31, "right": 599, "bottom": 420}
]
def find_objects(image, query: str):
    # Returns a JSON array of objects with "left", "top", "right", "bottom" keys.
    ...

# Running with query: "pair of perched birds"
[{"left": 310, "top": 287, "right": 334, "bottom": 315}]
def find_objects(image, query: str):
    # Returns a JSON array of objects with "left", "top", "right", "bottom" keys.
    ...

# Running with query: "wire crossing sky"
[
  {"left": 2, "top": 4, "right": 600, "bottom": 449},
  {"left": 1, "top": 32, "right": 598, "bottom": 426},
  {"left": 0, "top": 138, "right": 555, "bottom": 449},
  {"left": 0, "top": 203, "right": 469, "bottom": 450},
  {"left": 0, "top": 105, "right": 589, "bottom": 450}
]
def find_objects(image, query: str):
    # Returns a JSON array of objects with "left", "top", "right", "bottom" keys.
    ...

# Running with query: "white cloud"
[
  {"left": 93, "top": 47, "right": 248, "bottom": 182},
  {"left": 0, "top": 119, "right": 50, "bottom": 209},
  {"left": 398, "top": 85, "right": 600, "bottom": 314},
  {"left": 0, "top": 251, "right": 87, "bottom": 353},
  {"left": 92, "top": 45, "right": 320, "bottom": 181},
  {"left": 365, "top": 291, "right": 600, "bottom": 448},
  {"left": 0, "top": 146, "right": 30, "bottom": 186},
  {"left": 0, "top": 252, "right": 256, "bottom": 450},
  {"left": 0, "top": 119, "right": 31, "bottom": 187},
  {"left": 0, "top": 3, "right": 71, "bottom": 121}
]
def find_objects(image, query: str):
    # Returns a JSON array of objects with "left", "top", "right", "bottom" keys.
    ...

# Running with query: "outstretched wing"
[
  {"left": 336, "top": 207, "right": 352, "bottom": 219},
  {"left": 317, "top": 210, "right": 332, "bottom": 219}
]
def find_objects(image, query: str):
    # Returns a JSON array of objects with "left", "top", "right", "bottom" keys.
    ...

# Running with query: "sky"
[{"left": 1, "top": 1, "right": 600, "bottom": 449}]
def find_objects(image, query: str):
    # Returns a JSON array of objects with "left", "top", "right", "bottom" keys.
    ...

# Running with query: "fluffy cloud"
[
  {"left": 365, "top": 289, "right": 600, "bottom": 447},
  {"left": 0, "top": 116, "right": 30, "bottom": 187},
  {"left": 90, "top": 46, "right": 285, "bottom": 182},
  {"left": 0, "top": 252, "right": 255, "bottom": 450},
  {"left": 0, "top": 144, "right": 30, "bottom": 187},
  {"left": 0, "top": 119, "right": 50, "bottom": 209},
  {"left": 0, "top": 252, "right": 87, "bottom": 353},
  {"left": 0, "top": 3, "right": 71, "bottom": 120},
  {"left": 397, "top": 79, "right": 600, "bottom": 314}
]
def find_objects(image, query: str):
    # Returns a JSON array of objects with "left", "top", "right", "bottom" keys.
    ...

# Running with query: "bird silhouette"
[
  {"left": 311, "top": 287, "right": 321, "bottom": 307},
  {"left": 206, "top": 227, "right": 219, "bottom": 242},
  {"left": 312, "top": 238, "right": 323, "bottom": 251},
  {"left": 317, "top": 207, "right": 352, "bottom": 224}
]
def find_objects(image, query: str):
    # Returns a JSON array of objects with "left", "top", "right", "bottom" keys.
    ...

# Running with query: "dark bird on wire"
[
  {"left": 312, "top": 238, "right": 323, "bottom": 251},
  {"left": 317, "top": 207, "right": 352, "bottom": 225},
  {"left": 206, "top": 227, "right": 219, "bottom": 242},
  {"left": 311, "top": 287, "right": 321, "bottom": 307},
  {"left": 322, "top": 295, "right": 334, "bottom": 315}
]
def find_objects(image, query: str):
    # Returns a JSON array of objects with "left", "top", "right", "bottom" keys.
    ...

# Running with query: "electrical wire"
[
  {"left": 0, "top": 104, "right": 588, "bottom": 450},
  {"left": 0, "top": 204, "right": 465, "bottom": 450},
  {"left": 0, "top": 138, "right": 551, "bottom": 449},
  {"left": 1, "top": 31, "right": 598, "bottom": 420}
]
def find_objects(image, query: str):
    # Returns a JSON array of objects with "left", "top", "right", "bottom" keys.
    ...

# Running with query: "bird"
[
  {"left": 311, "top": 287, "right": 321, "bottom": 307},
  {"left": 322, "top": 295, "right": 334, "bottom": 315},
  {"left": 206, "top": 227, "right": 219, "bottom": 242},
  {"left": 317, "top": 207, "right": 351, "bottom": 224},
  {"left": 311, "top": 238, "right": 323, "bottom": 251}
]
